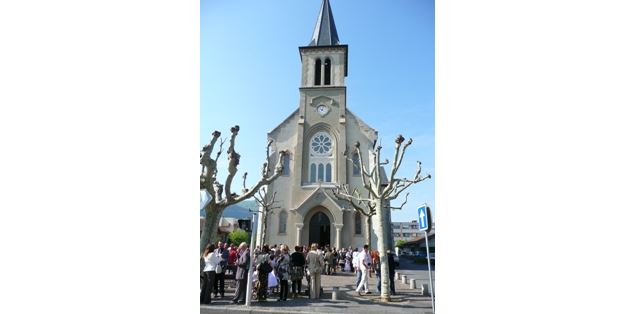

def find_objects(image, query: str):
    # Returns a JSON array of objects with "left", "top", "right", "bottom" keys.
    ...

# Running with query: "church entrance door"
[{"left": 308, "top": 211, "right": 330, "bottom": 247}]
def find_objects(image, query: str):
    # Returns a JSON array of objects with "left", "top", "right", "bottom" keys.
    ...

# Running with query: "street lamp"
[{"left": 245, "top": 211, "right": 257, "bottom": 305}]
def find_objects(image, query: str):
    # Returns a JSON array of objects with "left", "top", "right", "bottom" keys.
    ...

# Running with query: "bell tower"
[
  {"left": 299, "top": 0, "right": 348, "bottom": 89},
  {"left": 263, "top": 0, "right": 382, "bottom": 251},
  {"left": 296, "top": 0, "right": 349, "bottom": 187}
]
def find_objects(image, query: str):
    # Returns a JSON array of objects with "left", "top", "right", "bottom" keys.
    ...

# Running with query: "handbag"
[{"left": 215, "top": 263, "right": 223, "bottom": 274}]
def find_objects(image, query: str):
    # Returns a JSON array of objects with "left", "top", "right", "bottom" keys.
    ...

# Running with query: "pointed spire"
[{"left": 309, "top": 0, "right": 340, "bottom": 46}]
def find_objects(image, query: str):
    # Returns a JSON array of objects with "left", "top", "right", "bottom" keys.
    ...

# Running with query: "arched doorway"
[{"left": 308, "top": 211, "right": 330, "bottom": 247}]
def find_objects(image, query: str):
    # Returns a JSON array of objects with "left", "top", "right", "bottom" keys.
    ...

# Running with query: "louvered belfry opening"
[
  {"left": 324, "top": 58, "right": 331, "bottom": 85},
  {"left": 314, "top": 58, "right": 322, "bottom": 85}
]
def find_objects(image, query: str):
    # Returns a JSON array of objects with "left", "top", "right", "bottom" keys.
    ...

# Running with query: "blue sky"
[{"left": 201, "top": 0, "right": 434, "bottom": 223}]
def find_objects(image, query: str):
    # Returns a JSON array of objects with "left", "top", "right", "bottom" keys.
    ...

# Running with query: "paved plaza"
[{"left": 200, "top": 258, "right": 434, "bottom": 314}]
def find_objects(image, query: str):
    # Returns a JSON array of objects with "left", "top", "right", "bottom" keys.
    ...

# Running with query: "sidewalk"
[{"left": 200, "top": 270, "right": 434, "bottom": 314}]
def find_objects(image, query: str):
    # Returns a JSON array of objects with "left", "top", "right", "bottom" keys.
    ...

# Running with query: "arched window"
[
  {"left": 278, "top": 211, "right": 287, "bottom": 234},
  {"left": 314, "top": 58, "right": 322, "bottom": 86},
  {"left": 308, "top": 131, "right": 335, "bottom": 184},
  {"left": 282, "top": 153, "right": 290, "bottom": 176},
  {"left": 318, "top": 163, "right": 324, "bottom": 182},
  {"left": 352, "top": 153, "right": 360, "bottom": 176},
  {"left": 310, "top": 163, "right": 317, "bottom": 183},
  {"left": 355, "top": 211, "right": 362, "bottom": 235},
  {"left": 324, "top": 58, "right": 331, "bottom": 85}
]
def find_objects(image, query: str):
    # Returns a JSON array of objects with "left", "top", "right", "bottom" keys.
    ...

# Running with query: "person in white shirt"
[
  {"left": 355, "top": 245, "right": 371, "bottom": 295},
  {"left": 352, "top": 248, "right": 361, "bottom": 287},
  {"left": 200, "top": 244, "right": 221, "bottom": 304}
]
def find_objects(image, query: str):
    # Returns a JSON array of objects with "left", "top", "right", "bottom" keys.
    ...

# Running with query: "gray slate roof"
[{"left": 309, "top": 0, "right": 340, "bottom": 46}]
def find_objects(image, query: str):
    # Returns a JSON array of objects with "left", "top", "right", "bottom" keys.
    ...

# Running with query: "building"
[
  {"left": 400, "top": 231, "right": 435, "bottom": 258},
  {"left": 392, "top": 221, "right": 435, "bottom": 242},
  {"left": 199, "top": 199, "right": 258, "bottom": 237},
  {"left": 255, "top": 0, "right": 391, "bottom": 250},
  {"left": 392, "top": 220, "right": 434, "bottom": 256}
]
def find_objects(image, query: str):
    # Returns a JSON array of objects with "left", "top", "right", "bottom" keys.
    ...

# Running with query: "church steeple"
[
  {"left": 299, "top": 0, "right": 348, "bottom": 86},
  {"left": 309, "top": 0, "right": 340, "bottom": 46}
]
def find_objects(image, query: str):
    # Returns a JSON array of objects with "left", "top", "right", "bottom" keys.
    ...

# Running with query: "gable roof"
[
  {"left": 346, "top": 108, "right": 378, "bottom": 142},
  {"left": 268, "top": 108, "right": 299, "bottom": 136},
  {"left": 293, "top": 185, "right": 346, "bottom": 213}
]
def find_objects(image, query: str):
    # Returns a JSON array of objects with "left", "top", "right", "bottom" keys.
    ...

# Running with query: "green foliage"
[
  {"left": 395, "top": 239, "right": 408, "bottom": 248},
  {"left": 228, "top": 229, "right": 249, "bottom": 246}
]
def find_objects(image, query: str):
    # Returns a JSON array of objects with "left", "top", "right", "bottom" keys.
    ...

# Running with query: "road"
[{"left": 397, "top": 256, "right": 435, "bottom": 294}]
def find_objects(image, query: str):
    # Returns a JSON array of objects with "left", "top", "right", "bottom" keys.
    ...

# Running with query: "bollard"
[
  {"left": 410, "top": 279, "right": 416, "bottom": 289},
  {"left": 332, "top": 286, "right": 339, "bottom": 301},
  {"left": 394, "top": 272, "right": 400, "bottom": 281},
  {"left": 401, "top": 275, "right": 408, "bottom": 285},
  {"left": 420, "top": 282, "right": 429, "bottom": 296}
]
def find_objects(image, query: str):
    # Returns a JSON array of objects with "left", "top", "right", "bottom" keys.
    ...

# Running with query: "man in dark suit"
[
  {"left": 232, "top": 242, "right": 250, "bottom": 304},
  {"left": 387, "top": 250, "right": 396, "bottom": 295},
  {"left": 213, "top": 242, "right": 229, "bottom": 298}
]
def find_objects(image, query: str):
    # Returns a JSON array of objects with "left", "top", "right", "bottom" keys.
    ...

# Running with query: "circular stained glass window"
[{"left": 311, "top": 132, "right": 332, "bottom": 155}]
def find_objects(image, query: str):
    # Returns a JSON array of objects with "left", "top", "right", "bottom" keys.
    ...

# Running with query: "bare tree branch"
[
  {"left": 224, "top": 126, "right": 241, "bottom": 200},
  {"left": 200, "top": 131, "right": 222, "bottom": 190},
  {"left": 214, "top": 138, "right": 225, "bottom": 164},
  {"left": 263, "top": 139, "right": 274, "bottom": 177},
  {"left": 389, "top": 193, "right": 409, "bottom": 210},
  {"left": 353, "top": 142, "right": 380, "bottom": 199},
  {"left": 225, "top": 150, "right": 286, "bottom": 206},
  {"left": 200, "top": 126, "right": 286, "bottom": 255},
  {"left": 254, "top": 187, "right": 277, "bottom": 209},
  {"left": 341, "top": 185, "right": 375, "bottom": 204},
  {"left": 213, "top": 181, "right": 223, "bottom": 204},
  {"left": 241, "top": 172, "right": 248, "bottom": 194},
  {"left": 387, "top": 162, "right": 432, "bottom": 201},
  {"left": 253, "top": 187, "right": 281, "bottom": 247},
  {"left": 330, "top": 186, "right": 376, "bottom": 217},
  {"left": 385, "top": 136, "right": 412, "bottom": 197},
  {"left": 373, "top": 143, "right": 382, "bottom": 188}
]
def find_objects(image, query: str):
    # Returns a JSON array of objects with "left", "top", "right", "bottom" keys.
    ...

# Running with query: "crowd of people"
[{"left": 200, "top": 241, "right": 397, "bottom": 305}]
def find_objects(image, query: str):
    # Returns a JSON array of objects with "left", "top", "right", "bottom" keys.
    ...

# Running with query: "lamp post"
[{"left": 245, "top": 211, "right": 257, "bottom": 305}]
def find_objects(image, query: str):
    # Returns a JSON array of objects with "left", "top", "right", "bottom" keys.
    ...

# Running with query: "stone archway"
[{"left": 308, "top": 211, "right": 331, "bottom": 247}]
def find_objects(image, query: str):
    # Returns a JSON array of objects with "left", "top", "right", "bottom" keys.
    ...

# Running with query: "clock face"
[{"left": 317, "top": 104, "right": 329, "bottom": 116}]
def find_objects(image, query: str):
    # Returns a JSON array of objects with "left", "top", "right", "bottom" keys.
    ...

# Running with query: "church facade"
[{"left": 256, "top": 0, "right": 390, "bottom": 250}]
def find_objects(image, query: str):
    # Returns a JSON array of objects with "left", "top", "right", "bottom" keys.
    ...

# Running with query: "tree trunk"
[
  {"left": 373, "top": 201, "right": 391, "bottom": 302},
  {"left": 366, "top": 215, "right": 372, "bottom": 248},
  {"left": 200, "top": 204, "right": 223, "bottom": 255},
  {"left": 260, "top": 211, "right": 268, "bottom": 248}
]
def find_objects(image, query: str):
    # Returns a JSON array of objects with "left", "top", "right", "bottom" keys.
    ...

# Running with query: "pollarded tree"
[
  {"left": 332, "top": 135, "right": 431, "bottom": 302},
  {"left": 331, "top": 185, "right": 379, "bottom": 249},
  {"left": 252, "top": 186, "right": 280, "bottom": 248},
  {"left": 199, "top": 125, "right": 286, "bottom": 255}
]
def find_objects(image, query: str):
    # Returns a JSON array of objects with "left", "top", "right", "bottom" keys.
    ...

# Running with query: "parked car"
[{"left": 393, "top": 254, "right": 400, "bottom": 268}]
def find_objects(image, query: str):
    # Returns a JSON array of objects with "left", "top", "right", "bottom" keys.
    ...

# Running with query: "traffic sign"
[
  {"left": 417, "top": 205, "right": 432, "bottom": 232},
  {"left": 418, "top": 204, "right": 435, "bottom": 312},
  {"left": 200, "top": 189, "right": 212, "bottom": 211}
]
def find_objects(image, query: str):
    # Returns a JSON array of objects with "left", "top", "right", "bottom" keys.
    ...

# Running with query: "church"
[{"left": 256, "top": 0, "right": 391, "bottom": 250}]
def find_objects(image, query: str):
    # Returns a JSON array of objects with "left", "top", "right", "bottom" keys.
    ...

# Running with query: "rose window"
[{"left": 311, "top": 133, "right": 332, "bottom": 155}]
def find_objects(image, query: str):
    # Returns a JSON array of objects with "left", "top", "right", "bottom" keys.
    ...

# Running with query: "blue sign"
[{"left": 418, "top": 205, "right": 432, "bottom": 232}]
